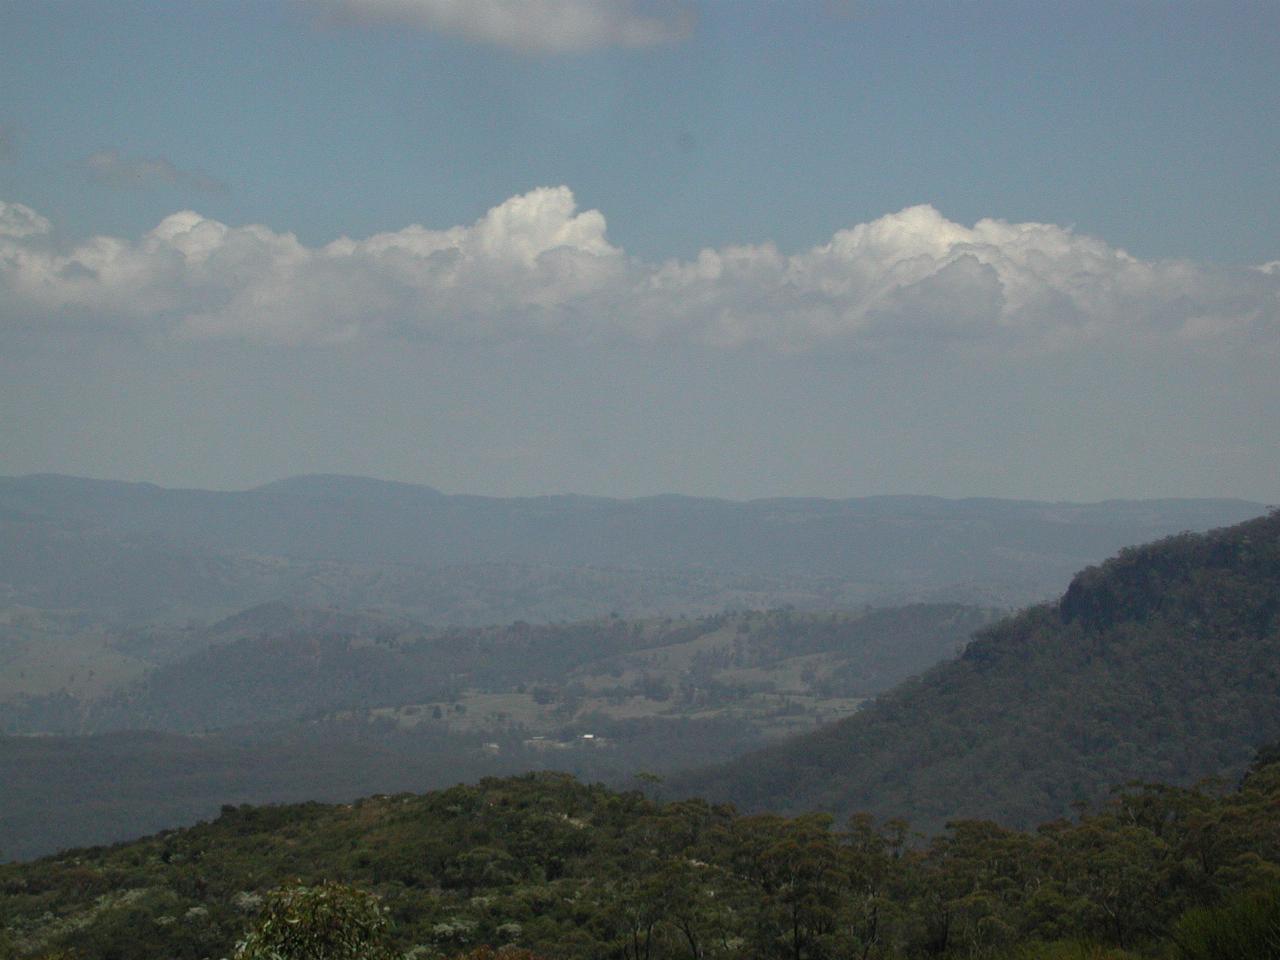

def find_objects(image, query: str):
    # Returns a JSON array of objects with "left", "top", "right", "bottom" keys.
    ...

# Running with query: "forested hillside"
[
  {"left": 6, "top": 757, "right": 1280, "bottom": 960},
  {"left": 681, "top": 511, "right": 1280, "bottom": 829},
  {"left": 0, "top": 605, "right": 991, "bottom": 861}
]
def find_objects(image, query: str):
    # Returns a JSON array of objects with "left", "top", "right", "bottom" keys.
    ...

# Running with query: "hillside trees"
[
  {"left": 7, "top": 762, "right": 1280, "bottom": 958},
  {"left": 682, "top": 511, "right": 1280, "bottom": 830},
  {"left": 233, "top": 882, "right": 393, "bottom": 960}
]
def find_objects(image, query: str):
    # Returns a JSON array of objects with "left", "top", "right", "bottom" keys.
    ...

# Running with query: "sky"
[{"left": 1, "top": 0, "right": 1278, "bottom": 502}]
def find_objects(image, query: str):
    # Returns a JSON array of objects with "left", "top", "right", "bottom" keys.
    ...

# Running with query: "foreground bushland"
[{"left": 4, "top": 753, "right": 1280, "bottom": 960}]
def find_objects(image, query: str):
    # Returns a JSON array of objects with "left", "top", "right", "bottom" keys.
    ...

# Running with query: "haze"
[{"left": 1, "top": 1, "right": 1278, "bottom": 502}]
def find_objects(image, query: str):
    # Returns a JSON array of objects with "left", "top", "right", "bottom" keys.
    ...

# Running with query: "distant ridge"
[
  {"left": 12, "top": 471, "right": 1265, "bottom": 512},
  {"left": 677, "top": 510, "right": 1280, "bottom": 830},
  {"left": 0, "top": 472, "right": 1266, "bottom": 616},
  {"left": 204, "top": 600, "right": 408, "bottom": 640},
  {"left": 252, "top": 474, "right": 446, "bottom": 500}
]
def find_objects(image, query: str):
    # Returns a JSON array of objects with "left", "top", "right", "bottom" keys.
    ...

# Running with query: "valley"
[
  {"left": 2, "top": 476, "right": 1278, "bottom": 959},
  {"left": 0, "top": 603, "right": 992, "bottom": 861}
]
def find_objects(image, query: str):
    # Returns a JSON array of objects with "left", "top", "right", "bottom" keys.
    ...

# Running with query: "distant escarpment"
[{"left": 680, "top": 510, "right": 1280, "bottom": 830}]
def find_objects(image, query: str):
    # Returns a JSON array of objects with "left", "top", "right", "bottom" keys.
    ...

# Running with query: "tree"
[
  {"left": 233, "top": 881, "right": 393, "bottom": 960},
  {"left": 1176, "top": 884, "right": 1280, "bottom": 960}
]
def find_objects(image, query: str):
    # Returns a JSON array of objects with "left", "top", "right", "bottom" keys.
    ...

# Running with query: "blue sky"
[{"left": 1, "top": 1, "right": 1278, "bottom": 501}]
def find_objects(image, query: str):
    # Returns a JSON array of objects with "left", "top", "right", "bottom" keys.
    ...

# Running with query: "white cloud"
[
  {"left": 0, "top": 188, "right": 622, "bottom": 344},
  {"left": 631, "top": 203, "right": 1280, "bottom": 354},
  {"left": 0, "top": 201, "right": 51, "bottom": 239},
  {"left": 1, "top": 191, "right": 1277, "bottom": 354},
  {"left": 312, "top": 0, "right": 694, "bottom": 53},
  {"left": 85, "top": 150, "right": 228, "bottom": 193}
]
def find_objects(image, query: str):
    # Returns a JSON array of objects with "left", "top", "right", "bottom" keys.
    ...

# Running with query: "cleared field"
[{"left": 0, "top": 608, "right": 152, "bottom": 699}]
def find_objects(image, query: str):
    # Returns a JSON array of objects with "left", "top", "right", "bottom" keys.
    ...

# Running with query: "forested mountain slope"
[{"left": 680, "top": 511, "right": 1280, "bottom": 829}]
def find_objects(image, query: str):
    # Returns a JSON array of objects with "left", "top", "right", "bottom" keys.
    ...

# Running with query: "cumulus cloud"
[
  {"left": 85, "top": 150, "right": 228, "bottom": 193},
  {"left": 0, "top": 189, "right": 621, "bottom": 344},
  {"left": 627, "top": 203, "right": 1280, "bottom": 353},
  {"left": 312, "top": 0, "right": 694, "bottom": 53},
  {"left": 1, "top": 191, "right": 1276, "bottom": 353}
]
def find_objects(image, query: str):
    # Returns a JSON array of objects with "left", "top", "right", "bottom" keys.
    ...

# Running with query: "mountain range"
[{"left": 1, "top": 473, "right": 1265, "bottom": 621}]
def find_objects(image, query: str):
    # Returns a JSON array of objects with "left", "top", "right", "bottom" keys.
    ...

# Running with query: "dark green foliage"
[
  {"left": 683, "top": 511, "right": 1280, "bottom": 831},
  {"left": 1175, "top": 885, "right": 1280, "bottom": 960},
  {"left": 233, "top": 882, "right": 393, "bottom": 960},
  {"left": 5, "top": 759, "right": 1280, "bottom": 960}
]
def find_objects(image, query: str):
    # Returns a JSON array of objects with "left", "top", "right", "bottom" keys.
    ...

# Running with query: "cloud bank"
[
  {"left": 2, "top": 189, "right": 1276, "bottom": 353},
  {"left": 84, "top": 150, "right": 228, "bottom": 194},
  {"left": 313, "top": 0, "right": 694, "bottom": 53}
]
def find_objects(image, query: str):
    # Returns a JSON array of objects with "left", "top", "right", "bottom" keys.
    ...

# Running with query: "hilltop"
[{"left": 680, "top": 510, "right": 1280, "bottom": 829}]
